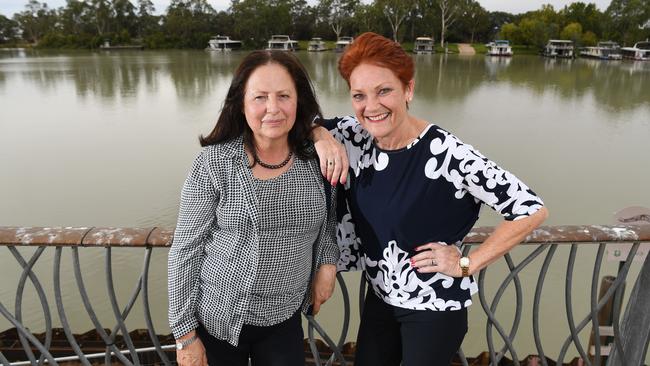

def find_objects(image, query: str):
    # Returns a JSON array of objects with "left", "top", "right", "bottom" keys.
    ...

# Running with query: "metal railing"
[{"left": 1, "top": 225, "right": 649, "bottom": 366}]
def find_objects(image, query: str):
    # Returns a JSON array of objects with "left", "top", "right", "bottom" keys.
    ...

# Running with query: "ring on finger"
[{"left": 327, "top": 160, "right": 334, "bottom": 166}]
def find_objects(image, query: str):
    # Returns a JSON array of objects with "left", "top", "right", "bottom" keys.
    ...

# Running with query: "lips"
[
  {"left": 262, "top": 119, "right": 284, "bottom": 124},
  {"left": 365, "top": 112, "right": 390, "bottom": 122}
]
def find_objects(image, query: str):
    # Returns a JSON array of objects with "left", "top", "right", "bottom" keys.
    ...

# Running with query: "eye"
[
  {"left": 254, "top": 95, "right": 266, "bottom": 102},
  {"left": 378, "top": 88, "right": 392, "bottom": 96},
  {"left": 352, "top": 93, "right": 364, "bottom": 102},
  {"left": 279, "top": 94, "right": 291, "bottom": 100}
]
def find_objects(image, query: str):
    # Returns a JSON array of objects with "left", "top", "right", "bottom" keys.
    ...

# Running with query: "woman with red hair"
[{"left": 315, "top": 32, "right": 548, "bottom": 365}]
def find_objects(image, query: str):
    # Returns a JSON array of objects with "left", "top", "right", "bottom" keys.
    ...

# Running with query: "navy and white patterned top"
[{"left": 325, "top": 116, "right": 544, "bottom": 311}]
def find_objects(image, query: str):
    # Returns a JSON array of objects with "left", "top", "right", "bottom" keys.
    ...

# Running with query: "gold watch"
[{"left": 459, "top": 256, "right": 470, "bottom": 277}]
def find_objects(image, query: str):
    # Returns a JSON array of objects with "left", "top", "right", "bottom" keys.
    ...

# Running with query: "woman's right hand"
[
  {"left": 312, "top": 126, "right": 349, "bottom": 186},
  {"left": 176, "top": 332, "right": 207, "bottom": 366}
]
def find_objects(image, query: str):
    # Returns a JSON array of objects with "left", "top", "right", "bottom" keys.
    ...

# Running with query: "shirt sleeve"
[
  {"left": 457, "top": 141, "right": 544, "bottom": 221},
  {"left": 318, "top": 116, "right": 368, "bottom": 272},
  {"left": 315, "top": 184, "right": 340, "bottom": 268},
  {"left": 167, "top": 149, "right": 219, "bottom": 338}
]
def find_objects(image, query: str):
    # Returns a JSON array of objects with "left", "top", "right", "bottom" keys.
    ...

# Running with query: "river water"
[{"left": 1, "top": 49, "right": 649, "bottom": 360}]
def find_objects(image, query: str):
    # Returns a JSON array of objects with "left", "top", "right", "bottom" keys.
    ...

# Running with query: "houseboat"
[
  {"left": 542, "top": 40, "right": 574, "bottom": 58},
  {"left": 266, "top": 35, "right": 299, "bottom": 51},
  {"left": 335, "top": 36, "right": 354, "bottom": 52},
  {"left": 206, "top": 35, "right": 242, "bottom": 51},
  {"left": 413, "top": 37, "right": 434, "bottom": 54},
  {"left": 621, "top": 41, "right": 650, "bottom": 61},
  {"left": 308, "top": 37, "right": 328, "bottom": 52},
  {"left": 486, "top": 40, "right": 513, "bottom": 56},
  {"left": 579, "top": 41, "right": 622, "bottom": 60}
]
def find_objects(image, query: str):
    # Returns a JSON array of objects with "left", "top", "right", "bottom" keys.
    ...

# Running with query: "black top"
[{"left": 325, "top": 116, "right": 544, "bottom": 311}]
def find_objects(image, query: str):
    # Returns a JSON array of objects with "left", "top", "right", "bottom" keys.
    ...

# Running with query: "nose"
[
  {"left": 365, "top": 94, "right": 380, "bottom": 112},
  {"left": 266, "top": 95, "right": 279, "bottom": 114}
]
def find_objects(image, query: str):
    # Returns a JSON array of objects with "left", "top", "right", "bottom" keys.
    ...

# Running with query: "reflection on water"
[{"left": 2, "top": 50, "right": 648, "bottom": 112}]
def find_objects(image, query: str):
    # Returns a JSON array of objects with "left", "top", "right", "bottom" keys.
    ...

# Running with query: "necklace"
[{"left": 253, "top": 150, "right": 293, "bottom": 169}]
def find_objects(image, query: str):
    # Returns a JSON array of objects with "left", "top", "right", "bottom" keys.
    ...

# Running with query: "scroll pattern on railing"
[{"left": 1, "top": 225, "right": 649, "bottom": 366}]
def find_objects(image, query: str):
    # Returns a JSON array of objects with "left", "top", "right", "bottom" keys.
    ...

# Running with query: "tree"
[
  {"left": 164, "top": 0, "right": 217, "bottom": 48},
  {"left": 456, "top": 0, "right": 489, "bottom": 43},
  {"left": 13, "top": 0, "right": 57, "bottom": 43},
  {"left": 352, "top": 3, "right": 384, "bottom": 35},
  {"left": 0, "top": 15, "right": 19, "bottom": 43},
  {"left": 560, "top": 22, "right": 582, "bottom": 42},
  {"left": 499, "top": 22, "right": 520, "bottom": 44},
  {"left": 319, "top": 0, "right": 358, "bottom": 40},
  {"left": 376, "top": 0, "right": 417, "bottom": 42},
  {"left": 58, "top": 0, "right": 92, "bottom": 36},
  {"left": 136, "top": 0, "right": 158, "bottom": 37},
  {"left": 438, "top": 0, "right": 461, "bottom": 47},
  {"left": 230, "top": 0, "right": 293, "bottom": 48},
  {"left": 561, "top": 2, "right": 603, "bottom": 37},
  {"left": 582, "top": 30, "right": 597, "bottom": 46},
  {"left": 518, "top": 17, "right": 555, "bottom": 48},
  {"left": 111, "top": 0, "right": 137, "bottom": 37},
  {"left": 89, "top": 0, "right": 111, "bottom": 35},
  {"left": 605, "top": 0, "right": 650, "bottom": 45}
]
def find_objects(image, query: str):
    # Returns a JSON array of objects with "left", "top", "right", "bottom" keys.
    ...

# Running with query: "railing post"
[{"left": 607, "top": 249, "right": 650, "bottom": 366}]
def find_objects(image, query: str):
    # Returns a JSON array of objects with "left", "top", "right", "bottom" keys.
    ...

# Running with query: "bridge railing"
[{"left": 1, "top": 225, "right": 649, "bottom": 366}]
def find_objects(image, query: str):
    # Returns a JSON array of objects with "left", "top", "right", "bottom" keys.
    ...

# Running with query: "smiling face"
[
  {"left": 243, "top": 62, "right": 297, "bottom": 145},
  {"left": 349, "top": 63, "right": 414, "bottom": 146}
]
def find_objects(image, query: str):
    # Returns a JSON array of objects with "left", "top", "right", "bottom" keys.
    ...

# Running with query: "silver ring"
[
  {"left": 431, "top": 259, "right": 436, "bottom": 266},
  {"left": 328, "top": 160, "right": 334, "bottom": 166}
]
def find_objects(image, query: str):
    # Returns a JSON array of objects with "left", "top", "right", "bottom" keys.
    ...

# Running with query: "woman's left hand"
[
  {"left": 311, "top": 264, "right": 337, "bottom": 315},
  {"left": 313, "top": 126, "right": 349, "bottom": 186},
  {"left": 410, "top": 242, "right": 463, "bottom": 277}
]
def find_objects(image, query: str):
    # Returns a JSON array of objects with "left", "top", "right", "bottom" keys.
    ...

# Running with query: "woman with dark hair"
[
  {"left": 313, "top": 32, "right": 549, "bottom": 366},
  {"left": 167, "top": 50, "right": 339, "bottom": 366}
]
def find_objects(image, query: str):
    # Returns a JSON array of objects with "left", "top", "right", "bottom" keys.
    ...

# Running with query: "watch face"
[
  {"left": 176, "top": 343, "right": 183, "bottom": 350},
  {"left": 460, "top": 257, "right": 470, "bottom": 267}
]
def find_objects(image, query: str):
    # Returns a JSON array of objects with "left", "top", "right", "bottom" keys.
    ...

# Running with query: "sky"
[{"left": 0, "top": 0, "right": 613, "bottom": 18}]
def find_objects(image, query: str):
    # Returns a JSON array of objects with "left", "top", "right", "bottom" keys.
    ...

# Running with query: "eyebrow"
[
  {"left": 351, "top": 83, "right": 393, "bottom": 93},
  {"left": 248, "top": 89, "right": 293, "bottom": 94}
]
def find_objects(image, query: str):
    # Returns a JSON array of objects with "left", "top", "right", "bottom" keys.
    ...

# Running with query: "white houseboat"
[
  {"left": 308, "top": 37, "right": 328, "bottom": 52},
  {"left": 486, "top": 40, "right": 513, "bottom": 56},
  {"left": 580, "top": 41, "right": 622, "bottom": 60},
  {"left": 266, "top": 35, "right": 299, "bottom": 51},
  {"left": 335, "top": 36, "right": 354, "bottom": 52},
  {"left": 543, "top": 40, "right": 574, "bottom": 58},
  {"left": 413, "top": 37, "right": 434, "bottom": 54},
  {"left": 621, "top": 41, "right": 650, "bottom": 61},
  {"left": 206, "top": 35, "right": 242, "bottom": 51}
]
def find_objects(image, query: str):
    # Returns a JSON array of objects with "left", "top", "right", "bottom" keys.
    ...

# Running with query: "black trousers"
[
  {"left": 196, "top": 310, "right": 305, "bottom": 366},
  {"left": 354, "top": 290, "right": 468, "bottom": 366}
]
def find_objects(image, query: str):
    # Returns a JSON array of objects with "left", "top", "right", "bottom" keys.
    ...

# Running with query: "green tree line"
[{"left": 0, "top": 0, "right": 648, "bottom": 49}]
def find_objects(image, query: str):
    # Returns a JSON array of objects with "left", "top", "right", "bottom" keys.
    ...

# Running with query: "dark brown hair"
[
  {"left": 200, "top": 50, "right": 321, "bottom": 160},
  {"left": 338, "top": 32, "right": 414, "bottom": 88}
]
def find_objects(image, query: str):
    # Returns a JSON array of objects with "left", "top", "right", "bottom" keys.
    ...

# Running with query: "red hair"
[{"left": 338, "top": 32, "right": 414, "bottom": 88}]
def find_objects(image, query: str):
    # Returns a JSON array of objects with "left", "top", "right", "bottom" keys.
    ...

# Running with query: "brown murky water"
[{"left": 1, "top": 49, "right": 649, "bottom": 361}]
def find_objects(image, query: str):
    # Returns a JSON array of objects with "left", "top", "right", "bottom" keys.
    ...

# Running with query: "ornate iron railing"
[{"left": 1, "top": 225, "right": 649, "bottom": 366}]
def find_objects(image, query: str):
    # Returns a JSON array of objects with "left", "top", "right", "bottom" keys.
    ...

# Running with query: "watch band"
[
  {"left": 176, "top": 334, "right": 198, "bottom": 350},
  {"left": 459, "top": 256, "right": 470, "bottom": 277}
]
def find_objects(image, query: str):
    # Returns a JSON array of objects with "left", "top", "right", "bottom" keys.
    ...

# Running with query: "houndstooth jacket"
[{"left": 167, "top": 136, "right": 338, "bottom": 346}]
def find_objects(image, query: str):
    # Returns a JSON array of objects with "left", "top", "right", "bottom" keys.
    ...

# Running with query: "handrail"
[
  {"left": 2, "top": 224, "right": 649, "bottom": 247},
  {"left": 1, "top": 225, "right": 649, "bottom": 366}
]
